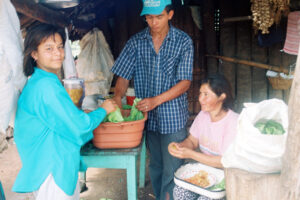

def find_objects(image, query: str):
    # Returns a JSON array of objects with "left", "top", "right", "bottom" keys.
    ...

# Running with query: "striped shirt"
[{"left": 112, "top": 25, "right": 194, "bottom": 134}]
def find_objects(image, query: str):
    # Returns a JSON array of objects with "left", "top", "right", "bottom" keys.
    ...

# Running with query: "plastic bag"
[
  {"left": 63, "top": 27, "right": 77, "bottom": 79},
  {"left": 221, "top": 99, "right": 288, "bottom": 173},
  {"left": 76, "top": 28, "right": 114, "bottom": 96},
  {"left": 0, "top": 0, "right": 26, "bottom": 134}
]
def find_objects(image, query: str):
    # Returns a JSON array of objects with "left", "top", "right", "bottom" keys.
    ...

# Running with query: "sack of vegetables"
[
  {"left": 222, "top": 98, "right": 288, "bottom": 173},
  {"left": 93, "top": 98, "right": 147, "bottom": 149}
]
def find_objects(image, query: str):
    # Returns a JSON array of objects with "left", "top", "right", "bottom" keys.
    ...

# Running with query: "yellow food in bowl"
[
  {"left": 184, "top": 170, "right": 210, "bottom": 188},
  {"left": 66, "top": 88, "right": 83, "bottom": 106}
]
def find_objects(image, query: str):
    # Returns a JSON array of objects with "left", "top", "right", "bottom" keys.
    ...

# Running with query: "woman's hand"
[
  {"left": 168, "top": 142, "right": 194, "bottom": 159},
  {"left": 100, "top": 99, "right": 118, "bottom": 114}
]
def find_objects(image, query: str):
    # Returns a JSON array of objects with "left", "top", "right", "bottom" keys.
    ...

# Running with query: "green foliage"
[
  {"left": 124, "top": 98, "right": 144, "bottom": 121},
  {"left": 122, "top": 104, "right": 132, "bottom": 110},
  {"left": 103, "top": 98, "right": 144, "bottom": 123},
  {"left": 104, "top": 108, "right": 124, "bottom": 123},
  {"left": 254, "top": 119, "right": 285, "bottom": 135}
]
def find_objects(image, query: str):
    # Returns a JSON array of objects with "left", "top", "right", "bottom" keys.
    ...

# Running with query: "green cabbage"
[
  {"left": 122, "top": 104, "right": 132, "bottom": 110},
  {"left": 104, "top": 108, "right": 124, "bottom": 123},
  {"left": 254, "top": 119, "right": 285, "bottom": 135},
  {"left": 103, "top": 98, "right": 144, "bottom": 123},
  {"left": 124, "top": 98, "right": 144, "bottom": 121}
]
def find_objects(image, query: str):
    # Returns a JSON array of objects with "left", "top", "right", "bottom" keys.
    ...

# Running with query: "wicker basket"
[{"left": 268, "top": 76, "right": 293, "bottom": 90}]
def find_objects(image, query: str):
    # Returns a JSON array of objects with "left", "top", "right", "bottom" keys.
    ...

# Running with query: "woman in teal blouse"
[{"left": 12, "top": 24, "right": 116, "bottom": 200}]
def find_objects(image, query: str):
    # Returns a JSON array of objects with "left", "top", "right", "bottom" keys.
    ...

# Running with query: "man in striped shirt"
[{"left": 112, "top": 0, "right": 194, "bottom": 199}]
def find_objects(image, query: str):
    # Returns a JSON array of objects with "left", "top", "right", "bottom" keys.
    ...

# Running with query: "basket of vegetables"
[{"left": 93, "top": 98, "right": 147, "bottom": 149}]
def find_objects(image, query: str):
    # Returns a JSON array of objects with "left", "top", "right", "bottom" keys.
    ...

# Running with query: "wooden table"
[{"left": 79, "top": 135, "right": 147, "bottom": 200}]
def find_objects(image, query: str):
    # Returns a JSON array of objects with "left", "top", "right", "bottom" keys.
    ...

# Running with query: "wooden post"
[
  {"left": 279, "top": 44, "right": 300, "bottom": 200},
  {"left": 225, "top": 168, "right": 280, "bottom": 200}
]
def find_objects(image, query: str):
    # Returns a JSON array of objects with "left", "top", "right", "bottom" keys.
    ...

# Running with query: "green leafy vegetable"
[
  {"left": 254, "top": 122, "right": 265, "bottom": 133},
  {"left": 254, "top": 119, "right": 285, "bottom": 135},
  {"left": 209, "top": 178, "right": 225, "bottom": 191},
  {"left": 104, "top": 108, "right": 124, "bottom": 123},
  {"left": 124, "top": 98, "right": 144, "bottom": 121},
  {"left": 122, "top": 104, "right": 132, "bottom": 110},
  {"left": 103, "top": 99, "right": 144, "bottom": 123}
]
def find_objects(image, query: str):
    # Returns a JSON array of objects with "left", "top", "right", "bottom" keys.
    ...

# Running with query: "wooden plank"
[
  {"left": 268, "top": 44, "right": 283, "bottom": 99},
  {"left": 235, "top": 0, "right": 252, "bottom": 112},
  {"left": 12, "top": 0, "right": 68, "bottom": 27},
  {"left": 207, "top": 55, "right": 289, "bottom": 74},
  {"left": 12, "top": 0, "right": 92, "bottom": 31},
  {"left": 219, "top": 0, "right": 237, "bottom": 104},
  {"left": 251, "top": 34, "right": 268, "bottom": 102},
  {"left": 235, "top": 21, "right": 252, "bottom": 112},
  {"left": 280, "top": 46, "right": 300, "bottom": 200},
  {"left": 225, "top": 168, "right": 280, "bottom": 200},
  {"left": 127, "top": 0, "right": 144, "bottom": 38},
  {"left": 113, "top": 0, "right": 128, "bottom": 57},
  {"left": 202, "top": 0, "right": 218, "bottom": 74}
]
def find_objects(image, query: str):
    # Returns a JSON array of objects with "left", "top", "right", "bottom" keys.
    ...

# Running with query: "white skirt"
[{"left": 34, "top": 174, "right": 80, "bottom": 200}]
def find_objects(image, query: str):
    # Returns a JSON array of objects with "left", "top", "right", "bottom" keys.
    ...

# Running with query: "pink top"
[{"left": 190, "top": 110, "right": 239, "bottom": 156}]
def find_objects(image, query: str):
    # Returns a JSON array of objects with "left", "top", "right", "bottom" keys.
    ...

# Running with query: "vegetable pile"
[
  {"left": 103, "top": 98, "right": 144, "bottom": 123},
  {"left": 254, "top": 119, "right": 285, "bottom": 135}
]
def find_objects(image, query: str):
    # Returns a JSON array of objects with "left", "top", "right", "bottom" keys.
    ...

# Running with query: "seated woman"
[{"left": 168, "top": 74, "right": 239, "bottom": 200}]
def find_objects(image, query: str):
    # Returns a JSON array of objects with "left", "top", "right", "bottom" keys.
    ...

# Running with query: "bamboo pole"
[{"left": 206, "top": 54, "right": 289, "bottom": 74}]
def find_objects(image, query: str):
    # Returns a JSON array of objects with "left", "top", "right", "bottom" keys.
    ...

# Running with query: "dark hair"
[
  {"left": 23, "top": 24, "right": 66, "bottom": 77},
  {"left": 200, "top": 74, "right": 234, "bottom": 110},
  {"left": 165, "top": 5, "right": 173, "bottom": 13}
]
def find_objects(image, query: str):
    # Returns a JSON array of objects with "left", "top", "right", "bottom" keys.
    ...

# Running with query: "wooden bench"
[{"left": 79, "top": 135, "right": 147, "bottom": 200}]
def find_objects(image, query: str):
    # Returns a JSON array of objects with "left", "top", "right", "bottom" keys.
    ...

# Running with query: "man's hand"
[{"left": 136, "top": 97, "right": 160, "bottom": 112}]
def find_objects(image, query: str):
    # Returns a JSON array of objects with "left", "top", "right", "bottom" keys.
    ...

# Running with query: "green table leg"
[
  {"left": 126, "top": 155, "right": 137, "bottom": 200},
  {"left": 139, "top": 137, "right": 146, "bottom": 188}
]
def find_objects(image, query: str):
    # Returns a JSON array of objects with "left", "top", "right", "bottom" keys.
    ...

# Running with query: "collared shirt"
[
  {"left": 112, "top": 25, "right": 194, "bottom": 134},
  {"left": 13, "top": 68, "right": 107, "bottom": 195}
]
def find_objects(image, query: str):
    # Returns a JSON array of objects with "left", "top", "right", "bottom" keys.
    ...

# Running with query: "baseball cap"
[{"left": 140, "top": 0, "right": 172, "bottom": 16}]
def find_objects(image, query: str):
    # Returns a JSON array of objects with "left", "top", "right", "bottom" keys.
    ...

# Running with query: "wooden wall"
[
  {"left": 99, "top": 0, "right": 297, "bottom": 119},
  {"left": 218, "top": 0, "right": 297, "bottom": 112},
  {"left": 172, "top": 5, "right": 206, "bottom": 120}
]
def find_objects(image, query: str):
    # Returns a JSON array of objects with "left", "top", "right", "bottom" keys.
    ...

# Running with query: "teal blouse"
[{"left": 12, "top": 68, "right": 107, "bottom": 195}]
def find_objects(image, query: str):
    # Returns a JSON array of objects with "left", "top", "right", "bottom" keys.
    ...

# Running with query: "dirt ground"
[{"left": 0, "top": 142, "right": 155, "bottom": 200}]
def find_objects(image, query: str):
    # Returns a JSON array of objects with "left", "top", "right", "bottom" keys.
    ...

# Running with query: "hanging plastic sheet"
[
  {"left": 0, "top": 0, "right": 26, "bottom": 134},
  {"left": 76, "top": 28, "right": 114, "bottom": 96}
]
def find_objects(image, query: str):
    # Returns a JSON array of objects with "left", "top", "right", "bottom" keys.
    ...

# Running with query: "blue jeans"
[{"left": 147, "top": 128, "right": 187, "bottom": 200}]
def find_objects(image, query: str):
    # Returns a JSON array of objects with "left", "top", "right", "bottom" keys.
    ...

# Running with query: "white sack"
[
  {"left": 221, "top": 99, "right": 288, "bottom": 173},
  {"left": 76, "top": 28, "right": 114, "bottom": 96},
  {"left": 63, "top": 28, "right": 77, "bottom": 79},
  {"left": 0, "top": 0, "right": 26, "bottom": 133}
]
